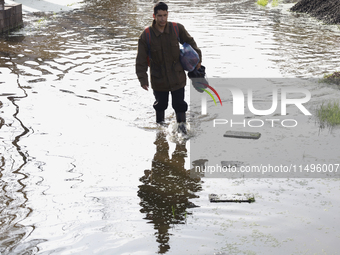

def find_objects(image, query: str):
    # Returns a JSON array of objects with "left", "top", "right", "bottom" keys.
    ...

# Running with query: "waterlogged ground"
[{"left": 1, "top": 0, "right": 340, "bottom": 254}]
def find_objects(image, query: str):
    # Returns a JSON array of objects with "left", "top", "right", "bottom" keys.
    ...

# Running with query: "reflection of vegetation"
[
  {"left": 321, "top": 71, "right": 340, "bottom": 85},
  {"left": 315, "top": 100, "right": 340, "bottom": 130}
]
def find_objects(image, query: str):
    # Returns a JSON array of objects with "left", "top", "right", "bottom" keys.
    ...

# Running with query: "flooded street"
[{"left": 1, "top": 0, "right": 340, "bottom": 254}]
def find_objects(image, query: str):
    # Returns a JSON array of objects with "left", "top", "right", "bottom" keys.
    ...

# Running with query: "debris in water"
[
  {"left": 221, "top": 161, "right": 244, "bottom": 168},
  {"left": 223, "top": 130, "right": 261, "bottom": 139},
  {"left": 209, "top": 193, "right": 255, "bottom": 203}
]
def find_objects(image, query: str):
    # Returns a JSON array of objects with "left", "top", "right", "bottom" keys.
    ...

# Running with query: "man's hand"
[
  {"left": 196, "top": 63, "right": 201, "bottom": 70},
  {"left": 142, "top": 85, "right": 149, "bottom": 91}
]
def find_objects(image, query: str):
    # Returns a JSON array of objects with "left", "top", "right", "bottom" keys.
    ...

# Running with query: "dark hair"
[{"left": 154, "top": 2, "right": 168, "bottom": 15}]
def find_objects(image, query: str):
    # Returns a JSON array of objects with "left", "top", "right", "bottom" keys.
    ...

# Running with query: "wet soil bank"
[{"left": 290, "top": 0, "right": 340, "bottom": 24}]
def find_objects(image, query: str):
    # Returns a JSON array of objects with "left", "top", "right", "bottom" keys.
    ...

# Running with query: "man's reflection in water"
[{"left": 138, "top": 131, "right": 203, "bottom": 254}]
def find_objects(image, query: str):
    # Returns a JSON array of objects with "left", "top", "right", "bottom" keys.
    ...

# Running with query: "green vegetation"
[
  {"left": 272, "top": 0, "right": 279, "bottom": 7},
  {"left": 37, "top": 17, "right": 46, "bottom": 24},
  {"left": 248, "top": 196, "right": 256, "bottom": 203},
  {"left": 317, "top": 73, "right": 340, "bottom": 130},
  {"left": 241, "top": 193, "right": 255, "bottom": 203},
  {"left": 35, "top": 17, "right": 47, "bottom": 30},
  {"left": 170, "top": 205, "right": 188, "bottom": 224},
  {"left": 321, "top": 71, "right": 340, "bottom": 86},
  {"left": 315, "top": 100, "right": 340, "bottom": 130},
  {"left": 257, "top": 0, "right": 268, "bottom": 6},
  {"left": 256, "top": 0, "right": 279, "bottom": 7},
  {"left": 171, "top": 205, "right": 176, "bottom": 218}
]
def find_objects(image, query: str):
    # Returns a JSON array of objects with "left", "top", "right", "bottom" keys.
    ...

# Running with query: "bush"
[{"left": 315, "top": 100, "right": 340, "bottom": 130}]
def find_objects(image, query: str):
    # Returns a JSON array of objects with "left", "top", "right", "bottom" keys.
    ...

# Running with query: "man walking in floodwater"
[{"left": 135, "top": 2, "right": 202, "bottom": 134}]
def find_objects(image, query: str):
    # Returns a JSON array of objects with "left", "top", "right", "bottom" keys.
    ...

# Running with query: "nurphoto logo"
[
  {"left": 198, "top": 80, "right": 312, "bottom": 128},
  {"left": 198, "top": 82, "right": 222, "bottom": 115}
]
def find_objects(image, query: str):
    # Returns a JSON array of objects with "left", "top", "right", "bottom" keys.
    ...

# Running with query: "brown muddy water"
[{"left": 1, "top": 0, "right": 340, "bottom": 254}]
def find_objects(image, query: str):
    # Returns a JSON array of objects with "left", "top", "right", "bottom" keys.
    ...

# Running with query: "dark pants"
[{"left": 153, "top": 87, "right": 188, "bottom": 113}]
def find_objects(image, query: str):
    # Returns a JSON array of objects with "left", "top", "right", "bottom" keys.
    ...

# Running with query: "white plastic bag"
[{"left": 180, "top": 43, "right": 200, "bottom": 72}]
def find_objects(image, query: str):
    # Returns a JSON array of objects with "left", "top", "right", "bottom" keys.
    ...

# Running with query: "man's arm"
[{"left": 136, "top": 32, "right": 149, "bottom": 89}]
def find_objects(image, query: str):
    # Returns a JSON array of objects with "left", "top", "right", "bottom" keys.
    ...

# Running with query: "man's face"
[{"left": 153, "top": 10, "right": 168, "bottom": 28}]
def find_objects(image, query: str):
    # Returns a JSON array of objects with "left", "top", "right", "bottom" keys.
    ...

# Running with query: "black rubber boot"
[
  {"left": 176, "top": 112, "right": 186, "bottom": 123},
  {"left": 176, "top": 112, "right": 187, "bottom": 134},
  {"left": 156, "top": 111, "right": 165, "bottom": 124}
]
